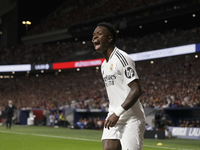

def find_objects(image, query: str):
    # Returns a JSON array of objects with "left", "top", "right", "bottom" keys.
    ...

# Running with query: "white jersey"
[{"left": 101, "top": 47, "right": 145, "bottom": 124}]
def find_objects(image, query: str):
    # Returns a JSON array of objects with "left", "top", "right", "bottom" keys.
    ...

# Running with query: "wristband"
[{"left": 114, "top": 106, "right": 126, "bottom": 117}]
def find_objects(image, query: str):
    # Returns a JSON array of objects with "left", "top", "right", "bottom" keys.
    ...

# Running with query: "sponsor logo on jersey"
[
  {"left": 103, "top": 75, "right": 116, "bottom": 87},
  {"left": 125, "top": 67, "right": 134, "bottom": 78}
]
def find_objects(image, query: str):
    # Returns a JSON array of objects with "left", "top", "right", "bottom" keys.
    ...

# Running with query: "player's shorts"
[{"left": 101, "top": 119, "right": 145, "bottom": 150}]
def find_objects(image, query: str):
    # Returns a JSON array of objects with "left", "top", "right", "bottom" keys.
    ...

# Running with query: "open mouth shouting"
[{"left": 93, "top": 39, "right": 101, "bottom": 51}]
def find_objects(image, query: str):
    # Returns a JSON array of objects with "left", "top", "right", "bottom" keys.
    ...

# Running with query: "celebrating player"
[{"left": 92, "top": 22, "right": 146, "bottom": 150}]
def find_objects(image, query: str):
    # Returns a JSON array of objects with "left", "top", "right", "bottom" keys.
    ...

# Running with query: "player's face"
[{"left": 92, "top": 26, "right": 110, "bottom": 53}]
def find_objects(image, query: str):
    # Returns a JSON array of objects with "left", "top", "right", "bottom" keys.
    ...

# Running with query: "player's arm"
[
  {"left": 111, "top": 79, "right": 142, "bottom": 120},
  {"left": 114, "top": 55, "right": 142, "bottom": 116},
  {"left": 104, "top": 79, "right": 142, "bottom": 129},
  {"left": 121, "top": 79, "right": 142, "bottom": 111}
]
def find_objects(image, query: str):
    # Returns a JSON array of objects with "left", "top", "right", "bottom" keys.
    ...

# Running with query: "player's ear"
[{"left": 108, "top": 36, "right": 113, "bottom": 44}]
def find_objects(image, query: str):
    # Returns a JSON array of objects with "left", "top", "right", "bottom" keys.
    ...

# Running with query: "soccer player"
[{"left": 92, "top": 22, "right": 146, "bottom": 150}]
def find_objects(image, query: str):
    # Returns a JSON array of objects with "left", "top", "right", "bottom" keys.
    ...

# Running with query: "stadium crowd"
[
  {"left": 26, "top": 0, "right": 161, "bottom": 35},
  {"left": 1, "top": 0, "right": 200, "bottom": 65},
  {"left": 0, "top": 0, "right": 200, "bottom": 128},
  {"left": 0, "top": 53, "right": 200, "bottom": 111},
  {"left": 75, "top": 117, "right": 104, "bottom": 130},
  {"left": 138, "top": 54, "right": 200, "bottom": 109},
  {"left": 0, "top": 69, "right": 107, "bottom": 110},
  {"left": 178, "top": 118, "right": 200, "bottom": 128},
  {"left": 26, "top": 0, "right": 199, "bottom": 35},
  {"left": 0, "top": 25, "right": 200, "bottom": 65}
]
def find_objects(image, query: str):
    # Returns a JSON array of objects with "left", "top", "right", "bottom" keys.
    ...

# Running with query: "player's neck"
[{"left": 103, "top": 45, "right": 115, "bottom": 62}]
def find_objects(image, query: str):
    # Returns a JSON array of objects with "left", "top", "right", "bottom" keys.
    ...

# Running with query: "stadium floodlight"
[
  {"left": 22, "top": 21, "right": 32, "bottom": 34},
  {"left": 22, "top": 21, "right": 31, "bottom": 25}
]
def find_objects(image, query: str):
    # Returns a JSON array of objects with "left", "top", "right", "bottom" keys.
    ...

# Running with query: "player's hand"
[{"left": 104, "top": 113, "right": 119, "bottom": 130}]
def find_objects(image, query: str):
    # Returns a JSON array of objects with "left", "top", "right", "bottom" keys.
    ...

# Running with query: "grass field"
[{"left": 0, "top": 125, "right": 199, "bottom": 150}]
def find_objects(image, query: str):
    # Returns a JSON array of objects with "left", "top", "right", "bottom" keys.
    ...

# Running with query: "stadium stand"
[
  {"left": 1, "top": 0, "right": 200, "bottom": 65},
  {"left": 0, "top": 26, "right": 200, "bottom": 65},
  {"left": 26, "top": 0, "right": 161, "bottom": 35},
  {"left": 0, "top": 0, "right": 200, "bottom": 128},
  {"left": 0, "top": 53, "right": 199, "bottom": 111},
  {"left": 26, "top": 0, "right": 200, "bottom": 35}
]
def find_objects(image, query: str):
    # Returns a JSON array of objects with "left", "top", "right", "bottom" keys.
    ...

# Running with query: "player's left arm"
[
  {"left": 104, "top": 79, "right": 142, "bottom": 129},
  {"left": 121, "top": 79, "right": 142, "bottom": 110}
]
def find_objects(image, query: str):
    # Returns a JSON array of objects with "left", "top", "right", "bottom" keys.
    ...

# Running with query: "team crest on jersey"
[
  {"left": 125, "top": 67, "right": 134, "bottom": 78},
  {"left": 109, "top": 64, "right": 113, "bottom": 71}
]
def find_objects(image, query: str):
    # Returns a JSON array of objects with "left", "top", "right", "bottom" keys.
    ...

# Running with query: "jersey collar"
[{"left": 109, "top": 47, "right": 117, "bottom": 61}]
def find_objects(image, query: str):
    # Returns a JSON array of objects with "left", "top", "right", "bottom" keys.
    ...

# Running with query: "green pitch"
[{"left": 0, "top": 125, "right": 199, "bottom": 150}]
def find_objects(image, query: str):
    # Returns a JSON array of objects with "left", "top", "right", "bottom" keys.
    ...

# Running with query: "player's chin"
[{"left": 95, "top": 48, "right": 102, "bottom": 53}]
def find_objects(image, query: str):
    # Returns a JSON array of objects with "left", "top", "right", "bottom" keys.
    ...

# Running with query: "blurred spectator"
[
  {"left": 145, "top": 123, "right": 153, "bottom": 130},
  {"left": 49, "top": 112, "right": 55, "bottom": 127},
  {"left": 0, "top": 106, "right": 4, "bottom": 123},
  {"left": 195, "top": 119, "right": 200, "bottom": 128},
  {"left": 188, "top": 119, "right": 196, "bottom": 127},
  {"left": 97, "top": 117, "right": 103, "bottom": 130},
  {"left": 85, "top": 117, "right": 95, "bottom": 129},
  {"left": 43, "top": 107, "right": 48, "bottom": 126},
  {"left": 76, "top": 118, "right": 85, "bottom": 129},
  {"left": 54, "top": 111, "right": 60, "bottom": 126},
  {"left": 167, "top": 119, "right": 175, "bottom": 126},
  {"left": 58, "top": 112, "right": 69, "bottom": 127},
  {"left": 185, "top": 119, "right": 190, "bottom": 127},
  {"left": 179, "top": 119, "right": 187, "bottom": 127}
]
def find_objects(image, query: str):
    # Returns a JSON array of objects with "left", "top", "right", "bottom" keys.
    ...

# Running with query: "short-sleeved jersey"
[{"left": 101, "top": 47, "right": 145, "bottom": 123}]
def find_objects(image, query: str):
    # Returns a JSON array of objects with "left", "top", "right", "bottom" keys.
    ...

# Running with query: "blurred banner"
[
  {"left": 169, "top": 127, "right": 200, "bottom": 140},
  {"left": 53, "top": 58, "right": 105, "bottom": 70},
  {"left": 130, "top": 44, "right": 196, "bottom": 61},
  {"left": 31, "top": 63, "right": 52, "bottom": 71},
  {"left": 0, "top": 64, "right": 31, "bottom": 72}
]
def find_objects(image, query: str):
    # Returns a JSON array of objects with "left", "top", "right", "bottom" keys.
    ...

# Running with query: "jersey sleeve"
[{"left": 117, "top": 52, "right": 139, "bottom": 85}]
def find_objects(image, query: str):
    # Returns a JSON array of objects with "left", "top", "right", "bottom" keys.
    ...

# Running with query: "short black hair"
[{"left": 97, "top": 22, "right": 117, "bottom": 43}]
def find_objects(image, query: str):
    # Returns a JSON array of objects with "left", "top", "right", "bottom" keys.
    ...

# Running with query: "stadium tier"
[{"left": 0, "top": 0, "right": 200, "bottom": 142}]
